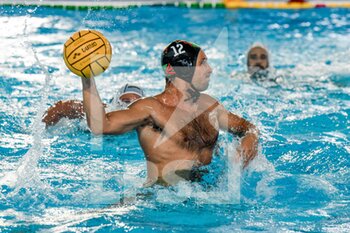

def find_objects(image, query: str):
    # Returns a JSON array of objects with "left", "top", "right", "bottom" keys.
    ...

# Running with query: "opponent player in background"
[{"left": 247, "top": 43, "right": 270, "bottom": 80}]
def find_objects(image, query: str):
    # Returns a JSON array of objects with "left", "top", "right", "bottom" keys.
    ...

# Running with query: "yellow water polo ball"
[{"left": 63, "top": 29, "right": 112, "bottom": 78}]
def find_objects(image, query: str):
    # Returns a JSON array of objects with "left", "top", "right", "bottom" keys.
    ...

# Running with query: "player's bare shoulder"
[
  {"left": 199, "top": 93, "right": 220, "bottom": 111},
  {"left": 128, "top": 96, "right": 164, "bottom": 114}
]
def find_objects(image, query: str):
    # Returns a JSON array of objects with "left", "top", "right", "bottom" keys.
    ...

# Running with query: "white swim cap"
[
  {"left": 248, "top": 42, "right": 269, "bottom": 53},
  {"left": 109, "top": 84, "right": 144, "bottom": 111},
  {"left": 118, "top": 84, "right": 145, "bottom": 98}
]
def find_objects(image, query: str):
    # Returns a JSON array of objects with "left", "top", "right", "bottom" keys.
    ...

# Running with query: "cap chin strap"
[
  {"left": 184, "top": 83, "right": 200, "bottom": 102},
  {"left": 172, "top": 71, "right": 200, "bottom": 102}
]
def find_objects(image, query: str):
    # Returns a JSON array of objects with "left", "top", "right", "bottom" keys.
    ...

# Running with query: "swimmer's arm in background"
[
  {"left": 81, "top": 77, "right": 151, "bottom": 135},
  {"left": 42, "top": 100, "right": 84, "bottom": 127},
  {"left": 217, "top": 105, "right": 259, "bottom": 168}
]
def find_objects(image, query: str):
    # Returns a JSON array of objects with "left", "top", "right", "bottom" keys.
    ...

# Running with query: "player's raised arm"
[
  {"left": 217, "top": 104, "right": 259, "bottom": 168},
  {"left": 101, "top": 98, "right": 153, "bottom": 134},
  {"left": 81, "top": 77, "right": 151, "bottom": 135},
  {"left": 80, "top": 77, "right": 106, "bottom": 134}
]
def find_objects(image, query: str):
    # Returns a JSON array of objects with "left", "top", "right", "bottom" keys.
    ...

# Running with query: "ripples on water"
[{"left": 0, "top": 5, "right": 349, "bottom": 232}]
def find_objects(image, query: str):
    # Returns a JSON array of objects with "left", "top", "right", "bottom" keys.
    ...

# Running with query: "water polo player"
[
  {"left": 42, "top": 84, "right": 144, "bottom": 127},
  {"left": 80, "top": 40, "right": 259, "bottom": 186},
  {"left": 247, "top": 43, "right": 270, "bottom": 80}
]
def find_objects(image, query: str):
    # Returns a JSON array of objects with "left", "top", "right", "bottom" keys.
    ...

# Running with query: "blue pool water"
[{"left": 0, "top": 5, "right": 349, "bottom": 232}]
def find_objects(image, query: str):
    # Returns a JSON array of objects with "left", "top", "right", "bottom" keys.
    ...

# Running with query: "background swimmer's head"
[
  {"left": 247, "top": 43, "right": 269, "bottom": 75},
  {"left": 109, "top": 84, "right": 144, "bottom": 110}
]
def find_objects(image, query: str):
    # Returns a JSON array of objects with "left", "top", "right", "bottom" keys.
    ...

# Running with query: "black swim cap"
[{"left": 161, "top": 40, "right": 201, "bottom": 83}]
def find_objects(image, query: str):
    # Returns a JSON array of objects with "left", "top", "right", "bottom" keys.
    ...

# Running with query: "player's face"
[
  {"left": 119, "top": 93, "right": 141, "bottom": 105},
  {"left": 191, "top": 50, "right": 212, "bottom": 92},
  {"left": 248, "top": 47, "right": 269, "bottom": 73}
]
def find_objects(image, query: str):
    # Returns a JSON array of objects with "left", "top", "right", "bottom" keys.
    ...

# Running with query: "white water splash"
[{"left": 0, "top": 15, "right": 53, "bottom": 201}]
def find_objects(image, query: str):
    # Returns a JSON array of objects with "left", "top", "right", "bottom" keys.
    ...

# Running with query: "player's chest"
[{"left": 154, "top": 107, "right": 219, "bottom": 139}]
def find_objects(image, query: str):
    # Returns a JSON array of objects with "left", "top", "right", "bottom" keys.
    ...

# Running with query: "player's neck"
[{"left": 164, "top": 80, "right": 199, "bottom": 107}]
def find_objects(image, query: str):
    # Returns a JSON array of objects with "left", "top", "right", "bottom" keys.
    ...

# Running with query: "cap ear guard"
[{"left": 163, "top": 63, "right": 176, "bottom": 79}]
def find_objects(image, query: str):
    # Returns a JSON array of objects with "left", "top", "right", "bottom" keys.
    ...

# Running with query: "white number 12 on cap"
[{"left": 171, "top": 44, "right": 185, "bottom": 56}]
